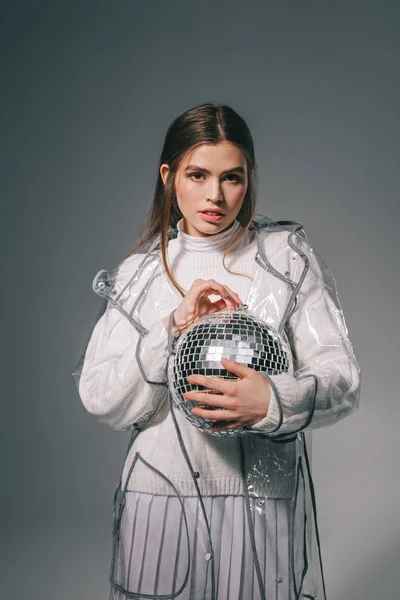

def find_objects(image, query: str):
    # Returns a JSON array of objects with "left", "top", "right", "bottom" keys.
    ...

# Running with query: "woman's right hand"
[{"left": 163, "top": 279, "right": 243, "bottom": 336}]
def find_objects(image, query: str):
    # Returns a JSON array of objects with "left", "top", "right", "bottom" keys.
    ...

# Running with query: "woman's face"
[{"left": 160, "top": 141, "right": 249, "bottom": 237}]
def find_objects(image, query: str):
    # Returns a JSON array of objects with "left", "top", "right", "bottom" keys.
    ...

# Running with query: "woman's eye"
[
  {"left": 189, "top": 172, "right": 241, "bottom": 183},
  {"left": 225, "top": 174, "right": 241, "bottom": 183},
  {"left": 190, "top": 172, "right": 205, "bottom": 181}
]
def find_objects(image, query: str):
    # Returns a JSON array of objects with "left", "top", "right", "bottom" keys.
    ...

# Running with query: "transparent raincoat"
[{"left": 72, "top": 214, "right": 361, "bottom": 600}]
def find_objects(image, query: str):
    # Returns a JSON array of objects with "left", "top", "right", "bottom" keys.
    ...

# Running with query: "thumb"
[{"left": 220, "top": 357, "right": 251, "bottom": 379}]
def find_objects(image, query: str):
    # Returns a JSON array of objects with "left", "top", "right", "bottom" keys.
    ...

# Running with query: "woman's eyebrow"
[{"left": 184, "top": 164, "right": 245, "bottom": 175}]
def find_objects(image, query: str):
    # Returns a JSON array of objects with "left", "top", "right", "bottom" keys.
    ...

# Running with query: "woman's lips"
[{"left": 199, "top": 212, "right": 224, "bottom": 222}]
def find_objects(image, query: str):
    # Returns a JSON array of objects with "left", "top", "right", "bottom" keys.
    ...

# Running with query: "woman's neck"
[{"left": 175, "top": 217, "right": 244, "bottom": 254}]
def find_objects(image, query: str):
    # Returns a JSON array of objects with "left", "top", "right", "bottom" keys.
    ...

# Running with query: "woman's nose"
[{"left": 207, "top": 181, "right": 223, "bottom": 201}]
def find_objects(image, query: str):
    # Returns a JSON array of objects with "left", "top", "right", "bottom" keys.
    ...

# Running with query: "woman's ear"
[{"left": 160, "top": 163, "right": 170, "bottom": 185}]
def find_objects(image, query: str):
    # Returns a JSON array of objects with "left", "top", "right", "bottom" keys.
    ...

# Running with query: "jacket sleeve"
[
  {"left": 72, "top": 259, "right": 171, "bottom": 431},
  {"left": 249, "top": 235, "right": 361, "bottom": 438}
]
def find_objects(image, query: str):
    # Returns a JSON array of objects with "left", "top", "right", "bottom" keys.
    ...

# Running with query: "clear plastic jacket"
[
  {"left": 72, "top": 214, "right": 361, "bottom": 600},
  {"left": 248, "top": 224, "right": 360, "bottom": 438}
]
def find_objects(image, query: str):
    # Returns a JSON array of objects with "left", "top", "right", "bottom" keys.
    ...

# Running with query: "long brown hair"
[{"left": 125, "top": 102, "right": 258, "bottom": 297}]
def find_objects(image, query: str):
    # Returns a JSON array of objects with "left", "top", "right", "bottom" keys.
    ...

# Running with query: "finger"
[
  {"left": 195, "top": 280, "right": 237, "bottom": 309},
  {"left": 183, "top": 391, "right": 231, "bottom": 408},
  {"left": 191, "top": 408, "right": 237, "bottom": 420},
  {"left": 220, "top": 286, "right": 238, "bottom": 309},
  {"left": 186, "top": 374, "right": 237, "bottom": 395},
  {"left": 222, "top": 285, "right": 243, "bottom": 305},
  {"left": 187, "top": 283, "right": 229, "bottom": 307},
  {"left": 220, "top": 357, "right": 255, "bottom": 379},
  {"left": 211, "top": 421, "right": 242, "bottom": 432},
  {"left": 195, "top": 279, "right": 230, "bottom": 299},
  {"left": 209, "top": 298, "right": 228, "bottom": 312}
]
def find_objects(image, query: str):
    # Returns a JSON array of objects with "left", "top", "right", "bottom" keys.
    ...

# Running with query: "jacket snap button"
[
  {"left": 205, "top": 553, "right": 212, "bottom": 561},
  {"left": 257, "top": 498, "right": 265, "bottom": 507},
  {"left": 276, "top": 577, "right": 283, "bottom": 583},
  {"left": 284, "top": 271, "right": 290, "bottom": 278},
  {"left": 98, "top": 282, "right": 106, "bottom": 290}
]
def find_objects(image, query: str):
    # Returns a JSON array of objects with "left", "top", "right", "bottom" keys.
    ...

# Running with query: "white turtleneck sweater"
[
  {"left": 76, "top": 217, "right": 359, "bottom": 497},
  {"left": 173, "top": 216, "right": 247, "bottom": 254}
]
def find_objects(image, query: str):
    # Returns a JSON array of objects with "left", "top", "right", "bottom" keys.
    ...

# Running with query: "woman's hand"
[
  {"left": 163, "top": 279, "right": 243, "bottom": 336},
  {"left": 183, "top": 357, "right": 272, "bottom": 432}
]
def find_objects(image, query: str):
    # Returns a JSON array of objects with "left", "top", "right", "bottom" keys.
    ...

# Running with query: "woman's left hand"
[{"left": 183, "top": 357, "right": 271, "bottom": 432}]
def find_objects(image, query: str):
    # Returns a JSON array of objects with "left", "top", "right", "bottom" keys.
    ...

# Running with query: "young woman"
[{"left": 73, "top": 103, "right": 361, "bottom": 600}]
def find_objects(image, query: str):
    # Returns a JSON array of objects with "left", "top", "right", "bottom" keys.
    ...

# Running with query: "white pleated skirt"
[{"left": 109, "top": 492, "right": 294, "bottom": 600}]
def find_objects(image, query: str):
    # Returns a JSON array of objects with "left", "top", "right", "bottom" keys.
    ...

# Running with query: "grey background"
[{"left": 2, "top": 1, "right": 399, "bottom": 598}]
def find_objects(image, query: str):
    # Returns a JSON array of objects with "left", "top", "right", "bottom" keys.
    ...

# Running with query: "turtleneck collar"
[{"left": 175, "top": 217, "right": 244, "bottom": 254}]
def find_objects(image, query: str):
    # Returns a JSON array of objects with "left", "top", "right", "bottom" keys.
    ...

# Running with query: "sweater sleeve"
[
  {"left": 249, "top": 237, "right": 361, "bottom": 438},
  {"left": 73, "top": 259, "right": 172, "bottom": 431}
]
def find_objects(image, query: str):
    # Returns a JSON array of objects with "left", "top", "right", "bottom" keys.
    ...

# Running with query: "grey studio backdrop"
[{"left": 1, "top": 1, "right": 399, "bottom": 599}]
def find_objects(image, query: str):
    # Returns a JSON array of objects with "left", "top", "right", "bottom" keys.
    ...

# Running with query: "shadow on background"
[{"left": 2, "top": 0, "right": 399, "bottom": 599}]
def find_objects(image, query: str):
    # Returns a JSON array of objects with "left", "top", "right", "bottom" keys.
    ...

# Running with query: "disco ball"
[{"left": 167, "top": 304, "right": 293, "bottom": 437}]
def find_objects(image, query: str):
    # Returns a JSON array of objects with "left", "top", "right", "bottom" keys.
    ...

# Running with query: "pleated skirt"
[{"left": 109, "top": 492, "right": 294, "bottom": 600}]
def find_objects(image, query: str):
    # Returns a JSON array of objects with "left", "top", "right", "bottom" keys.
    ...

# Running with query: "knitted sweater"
[{"left": 76, "top": 217, "right": 360, "bottom": 498}]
